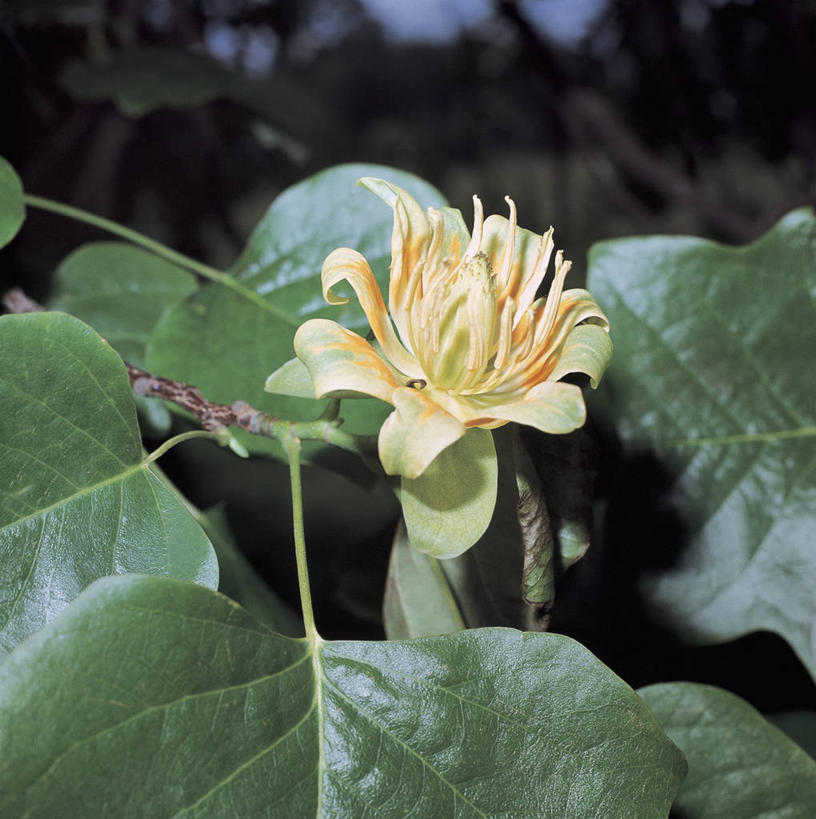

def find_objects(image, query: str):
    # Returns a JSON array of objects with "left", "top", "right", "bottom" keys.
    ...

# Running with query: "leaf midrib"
[
  {"left": 0, "top": 461, "right": 145, "bottom": 535},
  {"left": 665, "top": 427, "right": 816, "bottom": 447}
]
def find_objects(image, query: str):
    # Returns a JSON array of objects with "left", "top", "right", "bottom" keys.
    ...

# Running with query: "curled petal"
[
  {"left": 461, "top": 381, "right": 587, "bottom": 435},
  {"left": 545, "top": 323, "right": 613, "bottom": 388},
  {"left": 321, "top": 247, "right": 422, "bottom": 377},
  {"left": 294, "top": 319, "right": 402, "bottom": 403},
  {"left": 515, "top": 228, "right": 555, "bottom": 321},
  {"left": 359, "top": 177, "right": 432, "bottom": 344},
  {"left": 378, "top": 386, "right": 465, "bottom": 479}
]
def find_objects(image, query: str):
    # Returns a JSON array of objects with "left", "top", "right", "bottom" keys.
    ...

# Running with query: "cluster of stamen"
[{"left": 408, "top": 195, "right": 571, "bottom": 397}]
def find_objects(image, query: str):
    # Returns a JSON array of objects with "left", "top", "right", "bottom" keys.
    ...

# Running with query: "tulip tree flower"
[{"left": 266, "top": 178, "right": 612, "bottom": 556}]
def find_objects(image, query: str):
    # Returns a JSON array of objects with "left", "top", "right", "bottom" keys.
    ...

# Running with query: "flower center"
[{"left": 416, "top": 250, "right": 498, "bottom": 392}]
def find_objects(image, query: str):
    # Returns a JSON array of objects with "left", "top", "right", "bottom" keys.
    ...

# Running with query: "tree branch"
[{"left": 1, "top": 289, "right": 379, "bottom": 463}]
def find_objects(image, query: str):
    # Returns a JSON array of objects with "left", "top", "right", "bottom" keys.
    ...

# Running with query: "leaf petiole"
[
  {"left": 23, "top": 193, "right": 231, "bottom": 286},
  {"left": 282, "top": 434, "right": 318, "bottom": 640},
  {"left": 143, "top": 430, "right": 225, "bottom": 465}
]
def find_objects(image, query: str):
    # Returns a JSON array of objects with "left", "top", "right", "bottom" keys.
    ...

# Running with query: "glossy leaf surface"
[
  {"left": 0, "top": 575, "right": 686, "bottom": 818},
  {"left": 640, "top": 682, "right": 816, "bottom": 818},
  {"left": 147, "top": 164, "right": 445, "bottom": 456},
  {"left": 587, "top": 209, "right": 816, "bottom": 677},
  {"left": 0, "top": 312, "right": 217, "bottom": 657},
  {"left": 0, "top": 155, "right": 24, "bottom": 248}
]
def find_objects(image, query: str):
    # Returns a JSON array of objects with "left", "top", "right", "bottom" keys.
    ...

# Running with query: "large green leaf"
[
  {"left": 0, "top": 312, "right": 217, "bottom": 657},
  {"left": 47, "top": 241, "right": 197, "bottom": 367},
  {"left": 0, "top": 574, "right": 686, "bottom": 817},
  {"left": 147, "top": 164, "right": 445, "bottom": 456},
  {"left": 0, "top": 155, "right": 25, "bottom": 249},
  {"left": 587, "top": 208, "right": 816, "bottom": 677},
  {"left": 640, "top": 682, "right": 816, "bottom": 818}
]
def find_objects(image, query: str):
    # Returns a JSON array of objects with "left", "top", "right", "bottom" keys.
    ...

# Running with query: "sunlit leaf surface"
[
  {"left": 0, "top": 575, "right": 686, "bottom": 817},
  {"left": 0, "top": 312, "right": 217, "bottom": 657}
]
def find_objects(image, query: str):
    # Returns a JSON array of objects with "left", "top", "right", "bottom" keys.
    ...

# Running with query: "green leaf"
[
  {"left": 47, "top": 241, "right": 198, "bottom": 367},
  {"left": 383, "top": 521, "right": 466, "bottom": 639},
  {"left": 59, "top": 48, "right": 242, "bottom": 117},
  {"left": 398, "top": 427, "right": 498, "bottom": 558},
  {"left": 0, "top": 574, "right": 686, "bottom": 817},
  {"left": 0, "top": 312, "right": 217, "bottom": 657},
  {"left": 587, "top": 208, "right": 816, "bottom": 677},
  {"left": 147, "top": 164, "right": 445, "bottom": 457},
  {"left": 639, "top": 682, "right": 816, "bottom": 818},
  {"left": 0, "top": 155, "right": 25, "bottom": 249}
]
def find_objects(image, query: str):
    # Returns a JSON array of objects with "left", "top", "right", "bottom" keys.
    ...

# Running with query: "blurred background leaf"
[{"left": 0, "top": 156, "right": 24, "bottom": 248}]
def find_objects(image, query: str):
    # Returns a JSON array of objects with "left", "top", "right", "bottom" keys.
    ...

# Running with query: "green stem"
[
  {"left": 23, "top": 193, "right": 231, "bottom": 286},
  {"left": 284, "top": 435, "right": 318, "bottom": 639},
  {"left": 143, "top": 430, "right": 222, "bottom": 465}
]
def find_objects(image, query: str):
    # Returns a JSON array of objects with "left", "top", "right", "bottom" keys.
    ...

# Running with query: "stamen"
[
  {"left": 515, "top": 307, "right": 537, "bottom": 361},
  {"left": 497, "top": 196, "right": 517, "bottom": 293},
  {"left": 463, "top": 195, "right": 484, "bottom": 259},
  {"left": 493, "top": 296, "right": 515, "bottom": 370},
  {"left": 466, "top": 286, "right": 486, "bottom": 370},
  {"left": 514, "top": 228, "right": 554, "bottom": 325},
  {"left": 534, "top": 250, "right": 571, "bottom": 346}
]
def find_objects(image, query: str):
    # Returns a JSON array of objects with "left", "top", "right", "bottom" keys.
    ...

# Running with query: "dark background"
[{"left": 2, "top": 0, "right": 814, "bottom": 711}]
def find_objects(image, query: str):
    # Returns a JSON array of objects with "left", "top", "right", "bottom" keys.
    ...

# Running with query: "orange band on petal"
[{"left": 321, "top": 248, "right": 423, "bottom": 378}]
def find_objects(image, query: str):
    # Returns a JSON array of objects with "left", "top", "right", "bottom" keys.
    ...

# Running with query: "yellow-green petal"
[
  {"left": 358, "top": 177, "right": 432, "bottom": 343},
  {"left": 465, "top": 381, "right": 587, "bottom": 434},
  {"left": 294, "top": 318, "right": 402, "bottom": 403},
  {"left": 264, "top": 356, "right": 317, "bottom": 398},
  {"left": 481, "top": 212, "right": 548, "bottom": 311},
  {"left": 378, "top": 386, "right": 465, "bottom": 479},
  {"left": 320, "top": 247, "right": 422, "bottom": 377},
  {"left": 547, "top": 323, "right": 613, "bottom": 388}
]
